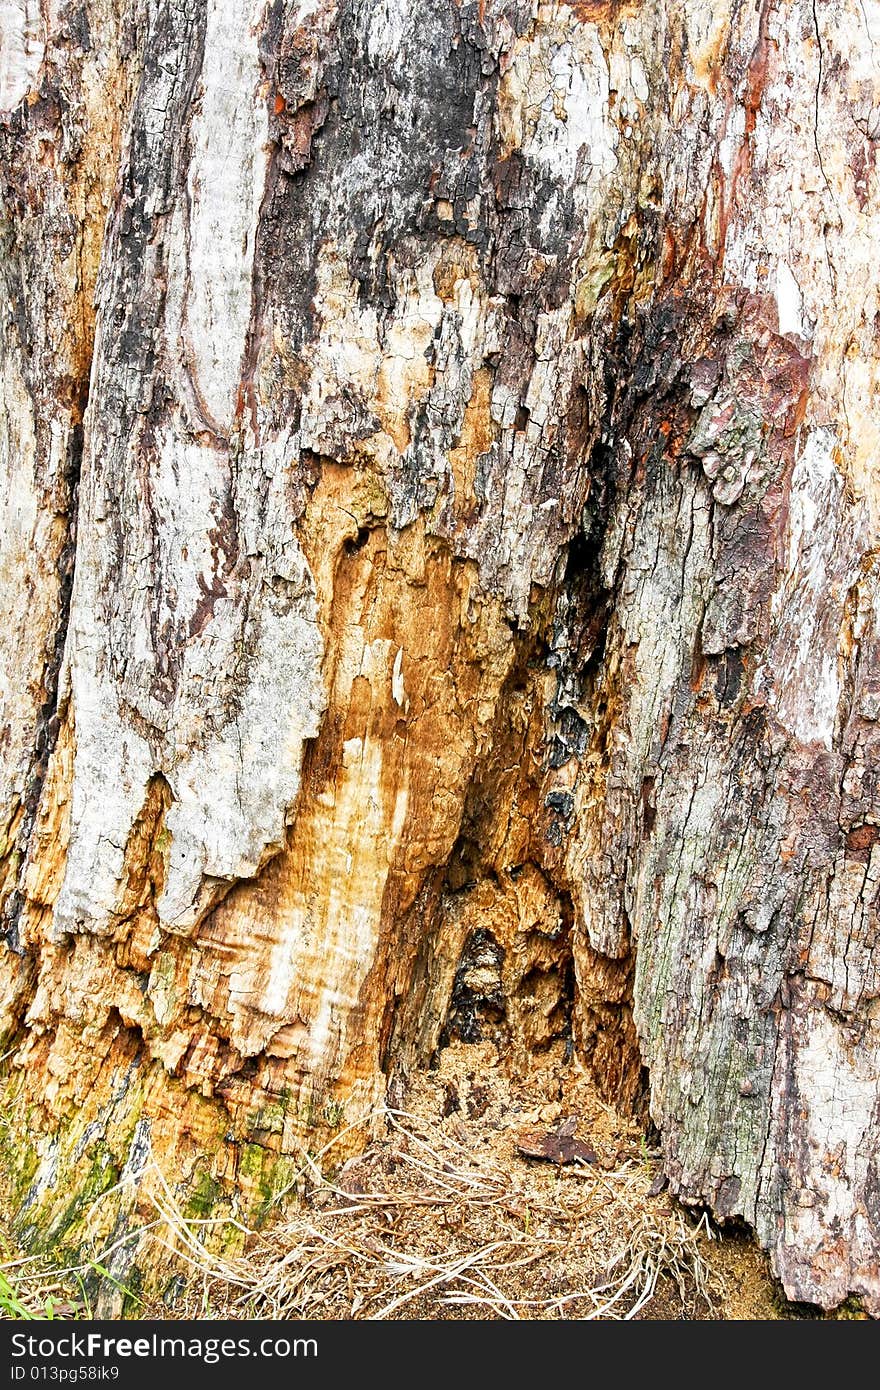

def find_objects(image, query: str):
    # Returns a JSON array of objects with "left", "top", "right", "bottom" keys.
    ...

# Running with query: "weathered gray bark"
[{"left": 1, "top": 0, "right": 879, "bottom": 1314}]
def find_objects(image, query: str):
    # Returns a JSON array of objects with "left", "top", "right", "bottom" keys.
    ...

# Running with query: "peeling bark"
[{"left": 2, "top": 0, "right": 880, "bottom": 1315}]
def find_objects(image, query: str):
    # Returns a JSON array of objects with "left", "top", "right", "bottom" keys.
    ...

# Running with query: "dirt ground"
[
  {"left": 331, "top": 1043, "right": 830, "bottom": 1322},
  {"left": 1, "top": 1042, "right": 868, "bottom": 1320}
]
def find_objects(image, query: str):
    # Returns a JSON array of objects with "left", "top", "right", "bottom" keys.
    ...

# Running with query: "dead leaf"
[{"left": 514, "top": 1119, "right": 598, "bottom": 1166}]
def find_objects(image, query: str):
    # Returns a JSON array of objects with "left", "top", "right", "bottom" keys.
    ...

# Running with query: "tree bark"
[{"left": 2, "top": 0, "right": 879, "bottom": 1315}]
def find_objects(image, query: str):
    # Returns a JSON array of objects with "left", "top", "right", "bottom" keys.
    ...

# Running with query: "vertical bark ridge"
[{"left": 0, "top": 1, "right": 136, "bottom": 947}]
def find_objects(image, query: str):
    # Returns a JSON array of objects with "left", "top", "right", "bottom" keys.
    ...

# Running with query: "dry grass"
[
  {"left": 0, "top": 1118, "right": 715, "bottom": 1321},
  {"left": 143, "top": 1110, "right": 717, "bottom": 1321},
  {"left": 1, "top": 1048, "right": 732, "bottom": 1321}
]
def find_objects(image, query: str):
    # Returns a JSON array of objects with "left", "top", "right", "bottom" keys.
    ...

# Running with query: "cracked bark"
[{"left": 1, "top": 0, "right": 880, "bottom": 1315}]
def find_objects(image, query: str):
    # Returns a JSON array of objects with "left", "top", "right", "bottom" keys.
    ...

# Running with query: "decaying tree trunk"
[{"left": 2, "top": 0, "right": 879, "bottom": 1315}]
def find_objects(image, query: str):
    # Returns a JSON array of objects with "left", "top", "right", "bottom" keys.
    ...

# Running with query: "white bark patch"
[
  {"left": 289, "top": 0, "right": 323, "bottom": 22},
  {"left": 180, "top": 0, "right": 268, "bottom": 434},
  {"left": 768, "top": 1001, "right": 880, "bottom": 1311},
  {"left": 502, "top": 31, "right": 618, "bottom": 181},
  {"left": 299, "top": 242, "right": 443, "bottom": 454},
  {"left": 365, "top": 0, "right": 408, "bottom": 62},
  {"left": 0, "top": 0, "right": 43, "bottom": 113},
  {"left": 758, "top": 429, "right": 864, "bottom": 749},
  {"left": 717, "top": 104, "right": 745, "bottom": 180},
  {"left": 775, "top": 260, "right": 806, "bottom": 339},
  {"left": 47, "top": 0, "right": 330, "bottom": 938},
  {"left": 158, "top": 552, "right": 325, "bottom": 930},
  {"left": 0, "top": 338, "right": 39, "bottom": 801},
  {"left": 51, "top": 687, "right": 154, "bottom": 939},
  {"left": 56, "top": 428, "right": 326, "bottom": 935},
  {"left": 391, "top": 646, "right": 405, "bottom": 707}
]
